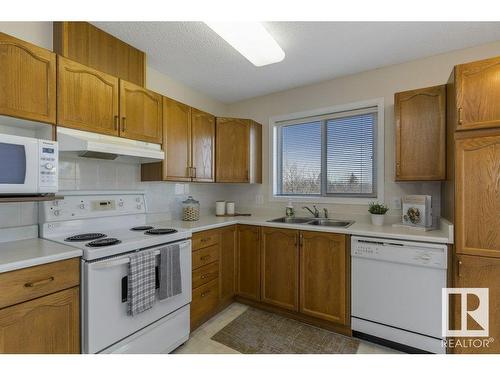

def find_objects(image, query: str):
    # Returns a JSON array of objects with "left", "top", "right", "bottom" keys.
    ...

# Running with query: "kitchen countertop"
[
  {"left": 148, "top": 214, "right": 454, "bottom": 244},
  {"left": 0, "top": 225, "right": 82, "bottom": 274}
]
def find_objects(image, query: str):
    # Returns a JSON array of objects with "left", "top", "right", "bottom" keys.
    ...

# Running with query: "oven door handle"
[{"left": 89, "top": 241, "right": 190, "bottom": 270}]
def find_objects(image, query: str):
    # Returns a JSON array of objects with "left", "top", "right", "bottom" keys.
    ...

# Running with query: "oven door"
[
  {"left": 0, "top": 134, "right": 39, "bottom": 194},
  {"left": 82, "top": 240, "right": 192, "bottom": 353}
]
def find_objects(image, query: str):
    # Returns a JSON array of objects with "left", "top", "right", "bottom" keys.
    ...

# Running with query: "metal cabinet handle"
[
  {"left": 200, "top": 255, "right": 211, "bottom": 261},
  {"left": 200, "top": 273, "right": 212, "bottom": 279},
  {"left": 201, "top": 289, "right": 211, "bottom": 297},
  {"left": 24, "top": 276, "right": 54, "bottom": 288},
  {"left": 200, "top": 237, "right": 211, "bottom": 243},
  {"left": 121, "top": 117, "right": 127, "bottom": 131},
  {"left": 114, "top": 115, "right": 119, "bottom": 130},
  {"left": 458, "top": 107, "right": 463, "bottom": 125},
  {"left": 457, "top": 260, "right": 462, "bottom": 277},
  {"left": 299, "top": 233, "right": 304, "bottom": 247}
]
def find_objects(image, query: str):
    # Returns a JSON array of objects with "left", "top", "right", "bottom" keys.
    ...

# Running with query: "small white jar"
[
  {"left": 226, "top": 201, "right": 235, "bottom": 216},
  {"left": 216, "top": 200, "right": 226, "bottom": 216}
]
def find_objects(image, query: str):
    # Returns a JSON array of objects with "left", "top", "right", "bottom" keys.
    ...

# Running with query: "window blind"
[
  {"left": 326, "top": 113, "right": 376, "bottom": 195},
  {"left": 276, "top": 107, "right": 377, "bottom": 198}
]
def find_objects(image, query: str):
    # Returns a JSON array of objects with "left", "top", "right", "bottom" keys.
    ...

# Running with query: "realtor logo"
[{"left": 442, "top": 288, "right": 489, "bottom": 337}]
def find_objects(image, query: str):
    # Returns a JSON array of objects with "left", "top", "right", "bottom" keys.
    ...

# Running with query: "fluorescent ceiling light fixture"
[{"left": 205, "top": 22, "right": 285, "bottom": 67}]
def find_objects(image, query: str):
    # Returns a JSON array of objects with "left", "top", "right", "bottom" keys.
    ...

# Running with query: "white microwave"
[{"left": 0, "top": 134, "right": 58, "bottom": 195}]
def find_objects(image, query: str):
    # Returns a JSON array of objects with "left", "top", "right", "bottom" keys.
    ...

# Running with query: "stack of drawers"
[{"left": 191, "top": 229, "right": 221, "bottom": 329}]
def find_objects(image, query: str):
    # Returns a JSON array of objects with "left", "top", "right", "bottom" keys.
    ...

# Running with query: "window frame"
[{"left": 269, "top": 98, "right": 385, "bottom": 204}]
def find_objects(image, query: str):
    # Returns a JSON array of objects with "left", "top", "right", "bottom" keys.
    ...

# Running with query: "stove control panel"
[{"left": 40, "top": 193, "right": 146, "bottom": 222}]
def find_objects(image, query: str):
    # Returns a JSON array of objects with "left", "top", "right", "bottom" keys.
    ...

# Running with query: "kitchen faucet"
[
  {"left": 323, "top": 208, "right": 329, "bottom": 218},
  {"left": 302, "top": 205, "right": 320, "bottom": 218}
]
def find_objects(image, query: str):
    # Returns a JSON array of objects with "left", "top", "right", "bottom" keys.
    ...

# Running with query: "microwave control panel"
[{"left": 38, "top": 140, "right": 58, "bottom": 192}]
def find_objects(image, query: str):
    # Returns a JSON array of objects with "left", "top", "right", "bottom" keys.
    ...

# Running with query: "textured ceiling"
[{"left": 93, "top": 22, "right": 500, "bottom": 103}]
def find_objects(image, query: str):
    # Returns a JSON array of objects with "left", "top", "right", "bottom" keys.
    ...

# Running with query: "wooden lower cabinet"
[
  {"left": 236, "top": 225, "right": 261, "bottom": 301},
  {"left": 299, "top": 232, "right": 348, "bottom": 325},
  {"left": 219, "top": 225, "right": 237, "bottom": 303},
  {"left": 191, "top": 279, "right": 219, "bottom": 330},
  {"left": 453, "top": 254, "right": 500, "bottom": 354},
  {"left": 260, "top": 227, "right": 299, "bottom": 311},
  {"left": 190, "top": 227, "right": 237, "bottom": 330},
  {"left": 0, "top": 287, "right": 80, "bottom": 354}
]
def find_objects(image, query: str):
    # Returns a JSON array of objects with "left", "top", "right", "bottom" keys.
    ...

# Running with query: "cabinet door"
[
  {"left": 456, "top": 56, "right": 500, "bottom": 131},
  {"left": 0, "top": 32, "right": 56, "bottom": 124},
  {"left": 249, "top": 120, "right": 263, "bottom": 184},
  {"left": 219, "top": 225, "right": 237, "bottom": 303},
  {"left": 192, "top": 108, "right": 215, "bottom": 182},
  {"left": 119, "top": 80, "right": 162, "bottom": 144},
  {"left": 236, "top": 225, "right": 261, "bottom": 301},
  {"left": 299, "top": 231, "right": 348, "bottom": 325},
  {"left": 261, "top": 227, "right": 299, "bottom": 311},
  {"left": 0, "top": 287, "right": 80, "bottom": 354},
  {"left": 395, "top": 85, "right": 446, "bottom": 180},
  {"left": 163, "top": 97, "right": 191, "bottom": 181},
  {"left": 456, "top": 132, "right": 500, "bottom": 258},
  {"left": 453, "top": 255, "right": 500, "bottom": 354},
  {"left": 57, "top": 56, "right": 119, "bottom": 136},
  {"left": 216, "top": 118, "right": 250, "bottom": 182}
]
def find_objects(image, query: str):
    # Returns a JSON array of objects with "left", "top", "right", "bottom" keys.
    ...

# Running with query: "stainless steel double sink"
[{"left": 267, "top": 217, "right": 354, "bottom": 228}]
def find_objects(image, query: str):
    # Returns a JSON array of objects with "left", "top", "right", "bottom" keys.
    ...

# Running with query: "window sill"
[{"left": 269, "top": 195, "right": 379, "bottom": 205}]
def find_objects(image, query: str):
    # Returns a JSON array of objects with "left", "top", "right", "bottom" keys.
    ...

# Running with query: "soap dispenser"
[{"left": 285, "top": 200, "right": 295, "bottom": 218}]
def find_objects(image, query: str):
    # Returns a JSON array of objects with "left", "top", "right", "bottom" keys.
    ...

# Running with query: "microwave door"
[{"left": 0, "top": 137, "right": 39, "bottom": 194}]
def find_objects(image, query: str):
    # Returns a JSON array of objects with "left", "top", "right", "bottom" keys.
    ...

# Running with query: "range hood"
[{"left": 57, "top": 127, "right": 164, "bottom": 163}]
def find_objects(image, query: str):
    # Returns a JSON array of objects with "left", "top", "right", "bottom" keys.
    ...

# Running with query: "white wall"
[
  {"left": 225, "top": 40, "right": 500, "bottom": 217},
  {"left": 0, "top": 21, "right": 229, "bottom": 228}
]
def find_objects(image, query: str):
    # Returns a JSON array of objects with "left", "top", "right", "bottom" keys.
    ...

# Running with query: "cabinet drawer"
[
  {"left": 192, "top": 230, "right": 220, "bottom": 250},
  {"left": 192, "top": 261, "right": 219, "bottom": 289},
  {"left": 192, "top": 244, "right": 219, "bottom": 270},
  {"left": 0, "top": 258, "right": 80, "bottom": 309},
  {"left": 191, "top": 279, "right": 219, "bottom": 329}
]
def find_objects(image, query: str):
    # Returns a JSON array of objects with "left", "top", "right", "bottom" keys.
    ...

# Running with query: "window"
[{"left": 272, "top": 101, "right": 383, "bottom": 202}]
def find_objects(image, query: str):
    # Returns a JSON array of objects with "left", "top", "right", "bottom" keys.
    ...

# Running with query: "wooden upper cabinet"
[
  {"left": 162, "top": 97, "right": 191, "bottom": 181},
  {"left": 53, "top": 22, "right": 146, "bottom": 86},
  {"left": 0, "top": 32, "right": 56, "bottom": 124},
  {"left": 453, "top": 255, "right": 500, "bottom": 354},
  {"left": 57, "top": 56, "right": 119, "bottom": 136},
  {"left": 299, "top": 231, "right": 348, "bottom": 325},
  {"left": 216, "top": 117, "right": 251, "bottom": 182},
  {"left": 455, "top": 131, "right": 500, "bottom": 258},
  {"left": 454, "top": 56, "right": 500, "bottom": 131},
  {"left": 249, "top": 120, "right": 263, "bottom": 184},
  {"left": 119, "top": 80, "right": 162, "bottom": 144},
  {"left": 219, "top": 225, "right": 237, "bottom": 303},
  {"left": 191, "top": 108, "right": 216, "bottom": 182},
  {"left": 236, "top": 225, "right": 261, "bottom": 301},
  {"left": 260, "top": 227, "right": 299, "bottom": 311},
  {"left": 395, "top": 85, "right": 446, "bottom": 181},
  {"left": 0, "top": 287, "right": 80, "bottom": 354}
]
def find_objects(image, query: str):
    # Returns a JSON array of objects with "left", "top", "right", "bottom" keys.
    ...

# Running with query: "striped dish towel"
[{"left": 127, "top": 249, "right": 156, "bottom": 316}]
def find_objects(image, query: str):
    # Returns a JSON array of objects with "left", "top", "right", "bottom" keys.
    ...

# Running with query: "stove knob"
[
  {"left": 53, "top": 209, "right": 60, "bottom": 216},
  {"left": 135, "top": 197, "right": 141, "bottom": 202},
  {"left": 118, "top": 201, "right": 124, "bottom": 207},
  {"left": 136, "top": 204, "right": 142, "bottom": 209},
  {"left": 79, "top": 204, "right": 85, "bottom": 209}
]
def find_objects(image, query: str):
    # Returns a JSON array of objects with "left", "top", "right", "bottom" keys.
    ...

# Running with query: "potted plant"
[{"left": 368, "top": 202, "right": 389, "bottom": 226}]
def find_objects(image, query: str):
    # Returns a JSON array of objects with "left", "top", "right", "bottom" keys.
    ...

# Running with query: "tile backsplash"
[{"left": 0, "top": 156, "right": 237, "bottom": 229}]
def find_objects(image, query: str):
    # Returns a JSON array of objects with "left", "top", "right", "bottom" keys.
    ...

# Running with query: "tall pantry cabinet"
[{"left": 443, "top": 56, "right": 500, "bottom": 354}]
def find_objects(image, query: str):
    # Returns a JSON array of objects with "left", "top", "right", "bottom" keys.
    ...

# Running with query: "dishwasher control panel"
[{"left": 351, "top": 236, "right": 448, "bottom": 269}]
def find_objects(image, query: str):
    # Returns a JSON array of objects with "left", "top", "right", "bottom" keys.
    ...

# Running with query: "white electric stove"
[{"left": 39, "top": 191, "right": 192, "bottom": 354}]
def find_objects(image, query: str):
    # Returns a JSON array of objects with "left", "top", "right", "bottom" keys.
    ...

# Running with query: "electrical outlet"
[
  {"left": 255, "top": 194, "right": 264, "bottom": 205},
  {"left": 174, "top": 184, "right": 184, "bottom": 195},
  {"left": 391, "top": 197, "right": 402, "bottom": 210}
]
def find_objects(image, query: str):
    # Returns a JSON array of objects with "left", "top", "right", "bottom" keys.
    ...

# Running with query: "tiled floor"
[{"left": 174, "top": 302, "right": 400, "bottom": 354}]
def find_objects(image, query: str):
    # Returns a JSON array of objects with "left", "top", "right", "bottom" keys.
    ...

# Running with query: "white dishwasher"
[{"left": 351, "top": 236, "right": 448, "bottom": 353}]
